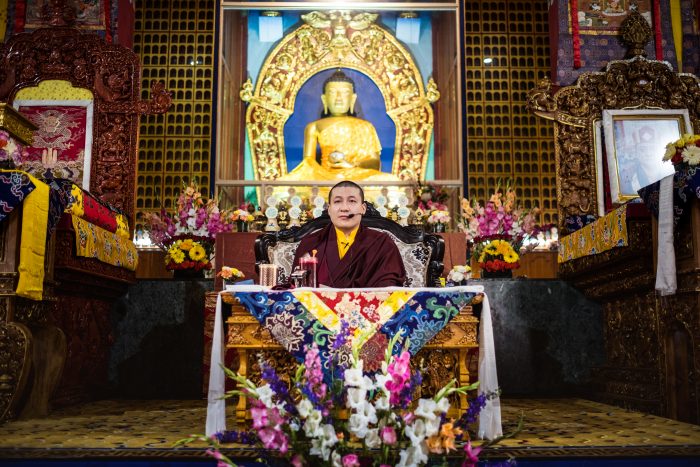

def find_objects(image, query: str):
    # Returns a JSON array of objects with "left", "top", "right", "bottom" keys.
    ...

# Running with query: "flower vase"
[
  {"left": 432, "top": 223, "right": 445, "bottom": 233},
  {"left": 173, "top": 268, "right": 205, "bottom": 279},
  {"left": 674, "top": 162, "right": 690, "bottom": 175},
  {"left": 235, "top": 220, "right": 248, "bottom": 232},
  {"left": 481, "top": 269, "right": 513, "bottom": 279}
]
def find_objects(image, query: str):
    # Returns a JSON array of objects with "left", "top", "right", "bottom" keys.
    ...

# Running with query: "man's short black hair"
[{"left": 329, "top": 180, "right": 364, "bottom": 203}]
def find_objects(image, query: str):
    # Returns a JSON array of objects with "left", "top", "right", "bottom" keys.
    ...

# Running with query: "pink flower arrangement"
[
  {"left": 0, "top": 130, "right": 28, "bottom": 168},
  {"left": 459, "top": 183, "right": 539, "bottom": 245},
  {"left": 178, "top": 328, "right": 499, "bottom": 466},
  {"left": 414, "top": 182, "right": 449, "bottom": 212},
  {"left": 426, "top": 209, "right": 451, "bottom": 225},
  {"left": 143, "top": 179, "right": 232, "bottom": 252}
]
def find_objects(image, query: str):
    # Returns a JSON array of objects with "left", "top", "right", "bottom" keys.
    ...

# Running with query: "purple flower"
[{"left": 261, "top": 361, "right": 297, "bottom": 415}]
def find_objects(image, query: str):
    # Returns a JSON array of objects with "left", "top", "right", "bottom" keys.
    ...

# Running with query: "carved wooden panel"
[
  {"left": 0, "top": 26, "right": 171, "bottom": 225},
  {"left": 527, "top": 11, "right": 700, "bottom": 229}
]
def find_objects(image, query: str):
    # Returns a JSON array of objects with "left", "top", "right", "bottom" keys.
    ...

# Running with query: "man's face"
[
  {"left": 328, "top": 186, "right": 365, "bottom": 233},
  {"left": 322, "top": 81, "right": 356, "bottom": 116}
]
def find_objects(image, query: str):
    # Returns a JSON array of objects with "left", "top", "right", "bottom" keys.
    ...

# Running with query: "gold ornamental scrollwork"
[{"left": 242, "top": 10, "right": 437, "bottom": 182}]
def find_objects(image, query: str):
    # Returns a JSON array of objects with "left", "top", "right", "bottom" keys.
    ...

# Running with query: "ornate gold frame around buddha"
[{"left": 241, "top": 10, "right": 440, "bottom": 182}]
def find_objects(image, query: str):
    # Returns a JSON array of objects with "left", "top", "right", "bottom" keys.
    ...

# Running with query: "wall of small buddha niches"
[
  {"left": 463, "top": 0, "right": 556, "bottom": 224},
  {"left": 132, "top": 0, "right": 215, "bottom": 229}
]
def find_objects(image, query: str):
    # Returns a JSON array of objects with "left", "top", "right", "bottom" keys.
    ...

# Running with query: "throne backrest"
[{"left": 254, "top": 204, "right": 445, "bottom": 287}]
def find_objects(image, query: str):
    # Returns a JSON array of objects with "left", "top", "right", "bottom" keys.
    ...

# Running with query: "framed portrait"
[
  {"left": 602, "top": 109, "right": 692, "bottom": 204},
  {"left": 13, "top": 99, "right": 94, "bottom": 190}
]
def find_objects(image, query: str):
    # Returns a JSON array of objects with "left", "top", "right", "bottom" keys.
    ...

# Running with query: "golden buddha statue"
[{"left": 278, "top": 70, "right": 400, "bottom": 183}]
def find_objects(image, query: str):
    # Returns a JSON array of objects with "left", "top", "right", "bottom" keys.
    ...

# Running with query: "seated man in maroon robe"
[{"left": 292, "top": 180, "right": 406, "bottom": 287}]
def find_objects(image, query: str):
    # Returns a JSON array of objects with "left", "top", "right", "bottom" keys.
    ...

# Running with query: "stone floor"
[{"left": 0, "top": 398, "right": 698, "bottom": 461}]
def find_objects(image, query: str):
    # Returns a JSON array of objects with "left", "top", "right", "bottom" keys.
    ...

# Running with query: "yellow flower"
[
  {"left": 179, "top": 238, "right": 194, "bottom": 251},
  {"left": 189, "top": 243, "right": 207, "bottom": 262},
  {"left": 495, "top": 241, "right": 512, "bottom": 256},
  {"left": 484, "top": 243, "right": 499, "bottom": 255},
  {"left": 504, "top": 251, "right": 519, "bottom": 263},
  {"left": 169, "top": 248, "right": 185, "bottom": 264}
]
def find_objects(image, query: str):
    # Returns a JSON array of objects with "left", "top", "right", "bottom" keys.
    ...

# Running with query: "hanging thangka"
[
  {"left": 570, "top": 0, "right": 653, "bottom": 34},
  {"left": 568, "top": 1, "right": 661, "bottom": 68},
  {"left": 14, "top": 101, "right": 94, "bottom": 189},
  {"left": 13, "top": 0, "right": 113, "bottom": 42}
]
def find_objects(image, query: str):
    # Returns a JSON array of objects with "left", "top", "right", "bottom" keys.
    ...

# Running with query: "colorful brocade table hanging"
[
  {"left": 206, "top": 285, "right": 501, "bottom": 440},
  {"left": 234, "top": 288, "right": 480, "bottom": 371}
]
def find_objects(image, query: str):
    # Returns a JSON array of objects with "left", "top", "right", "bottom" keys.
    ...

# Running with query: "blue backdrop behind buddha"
[{"left": 284, "top": 68, "right": 396, "bottom": 175}]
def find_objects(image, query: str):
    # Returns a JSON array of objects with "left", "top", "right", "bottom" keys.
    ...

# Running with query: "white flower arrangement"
[{"left": 447, "top": 265, "right": 472, "bottom": 284}]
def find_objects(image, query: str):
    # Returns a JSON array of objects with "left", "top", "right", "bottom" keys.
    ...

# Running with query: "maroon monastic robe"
[{"left": 292, "top": 225, "right": 406, "bottom": 287}]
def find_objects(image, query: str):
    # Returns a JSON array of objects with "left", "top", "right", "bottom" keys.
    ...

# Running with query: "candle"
[{"left": 298, "top": 252, "right": 318, "bottom": 288}]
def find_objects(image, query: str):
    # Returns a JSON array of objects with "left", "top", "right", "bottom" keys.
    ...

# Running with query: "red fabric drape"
[
  {"left": 570, "top": 0, "right": 581, "bottom": 68},
  {"left": 103, "top": 0, "right": 112, "bottom": 43},
  {"left": 653, "top": 0, "right": 663, "bottom": 60},
  {"left": 14, "top": 0, "right": 26, "bottom": 33},
  {"left": 549, "top": 0, "right": 560, "bottom": 81}
]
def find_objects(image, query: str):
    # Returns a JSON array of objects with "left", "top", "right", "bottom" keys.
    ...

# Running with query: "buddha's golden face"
[{"left": 322, "top": 81, "right": 356, "bottom": 116}]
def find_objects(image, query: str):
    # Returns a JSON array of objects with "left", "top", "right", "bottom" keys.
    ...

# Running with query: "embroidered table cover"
[{"left": 206, "top": 285, "right": 502, "bottom": 440}]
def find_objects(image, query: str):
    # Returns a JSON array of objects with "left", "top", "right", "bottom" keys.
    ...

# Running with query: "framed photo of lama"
[
  {"left": 602, "top": 109, "right": 692, "bottom": 204},
  {"left": 13, "top": 99, "right": 94, "bottom": 190}
]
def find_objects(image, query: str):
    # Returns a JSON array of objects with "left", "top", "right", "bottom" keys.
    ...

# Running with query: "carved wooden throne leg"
[
  {"left": 0, "top": 320, "right": 32, "bottom": 422},
  {"left": 19, "top": 325, "right": 66, "bottom": 419}
]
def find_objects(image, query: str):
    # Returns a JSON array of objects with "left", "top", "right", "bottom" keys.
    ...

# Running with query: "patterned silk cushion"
[
  {"left": 268, "top": 241, "right": 299, "bottom": 279},
  {"left": 380, "top": 230, "right": 432, "bottom": 287},
  {"left": 266, "top": 227, "right": 432, "bottom": 287}
]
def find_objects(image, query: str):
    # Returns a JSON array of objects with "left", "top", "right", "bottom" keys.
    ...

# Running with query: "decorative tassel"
[
  {"left": 570, "top": 0, "right": 582, "bottom": 69},
  {"left": 14, "top": 0, "right": 26, "bottom": 33},
  {"left": 653, "top": 0, "right": 663, "bottom": 60},
  {"left": 104, "top": 0, "right": 112, "bottom": 43}
]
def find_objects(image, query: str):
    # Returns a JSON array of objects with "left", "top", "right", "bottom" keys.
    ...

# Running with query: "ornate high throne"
[
  {"left": 527, "top": 11, "right": 700, "bottom": 423},
  {"left": 0, "top": 4, "right": 171, "bottom": 421}
]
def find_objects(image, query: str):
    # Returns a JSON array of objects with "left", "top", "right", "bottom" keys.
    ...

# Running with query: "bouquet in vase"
[
  {"left": 180, "top": 328, "right": 500, "bottom": 467},
  {"left": 476, "top": 239, "right": 520, "bottom": 274},
  {"left": 144, "top": 179, "right": 232, "bottom": 271},
  {"left": 217, "top": 266, "right": 245, "bottom": 287},
  {"left": 426, "top": 209, "right": 451, "bottom": 232},
  {"left": 459, "top": 182, "right": 538, "bottom": 271},
  {"left": 446, "top": 265, "right": 472, "bottom": 285},
  {"left": 663, "top": 134, "right": 700, "bottom": 168}
]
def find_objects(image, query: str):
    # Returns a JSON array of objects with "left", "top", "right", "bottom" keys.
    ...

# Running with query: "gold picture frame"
[{"left": 602, "top": 109, "right": 692, "bottom": 204}]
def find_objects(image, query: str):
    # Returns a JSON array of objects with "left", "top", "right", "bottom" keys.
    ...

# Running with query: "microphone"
[{"left": 346, "top": 213, "right": 355, "bottom": 219}]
